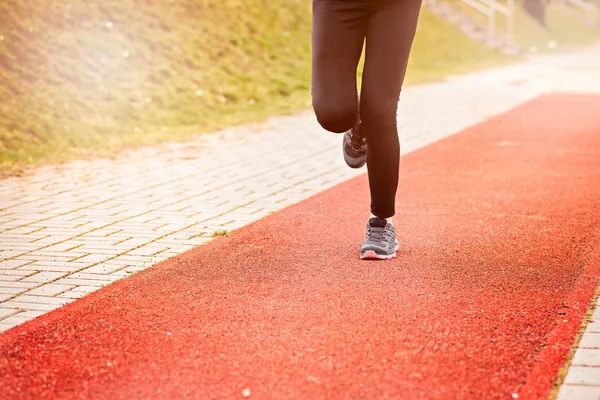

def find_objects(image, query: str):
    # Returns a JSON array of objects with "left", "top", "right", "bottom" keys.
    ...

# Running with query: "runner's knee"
[
  {"left": 360, "top": 99, "right": 397, "bottom": 135},
  {"left": 313, "top": 99, "right": 357, "bottom": 133}
]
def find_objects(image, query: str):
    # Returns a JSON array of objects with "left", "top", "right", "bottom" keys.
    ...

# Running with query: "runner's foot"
[
  {"left": 343, "top": 121, "right": 367, "bottom": 169},
  {"left": 360, "top": 217, "right": 398, "bottom": 260}
]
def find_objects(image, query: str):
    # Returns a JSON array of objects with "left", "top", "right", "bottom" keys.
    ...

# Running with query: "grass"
[
  {"left": 0, "top": 0, "right": 316, "bottom": 175},
  {"left": 212, "top": 230, "right": 229, "bottom": 238},
  {"left": 0, "top": 0, "right": 598, "bottom": 176}
]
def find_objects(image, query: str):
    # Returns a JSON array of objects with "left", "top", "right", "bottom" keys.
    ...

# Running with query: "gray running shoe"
[
  {"left": 360, "top": 217, "right": 399, "bottom": 260},
  {"left": 343, "top": 121, "right": 367, "bottom": 169}
]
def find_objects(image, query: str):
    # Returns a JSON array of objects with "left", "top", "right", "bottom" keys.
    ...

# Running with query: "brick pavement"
[{"left": 1, "top": 42, "right": 600, "bottom": 397}]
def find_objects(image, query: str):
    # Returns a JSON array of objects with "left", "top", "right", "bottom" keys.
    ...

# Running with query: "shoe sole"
[
  {"left": 360, "top": 244, "right": 399, "bottom": 260},
  {"left": 344, "top": 152, "right": 366, "bottom": 169},
  {"left": 360, "top": 250, "right": 396, "bottom": 260},
  {"left": 343, "top": 131, "right": 366, "bottom": 169}
]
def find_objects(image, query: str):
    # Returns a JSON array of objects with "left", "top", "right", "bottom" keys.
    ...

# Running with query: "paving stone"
[
  {"left": 0, "top": 293, "right": 15, "bottom": 302},
  {"left": 67, "top": 273, "right": 121, "bottom": 282},
  {"left": 17, "top": 254, "right": 80, "bottom": 262},
  {"left": 126, "top": 246, "right": 168, "bottom": 257},
  {"left": 0, "top": 287, "right": 29, "bottom": 295},
  {"left": 21, "top": 271, "right": 68, "bottom": 283},
  {"left": 114, "top": 238, "right": 154, "bottom": 247},
  {"left": 18, "top": 265, "right": 85, "bottom": 273},
  {"left": 32, "top": 236, "right": 75, "bottom": 245},
  {"left": 0, "top": 234, "right": 48, "bottom": 243},
  {"left": 0, "top": 274, "right": 29, "bottom": 282},
  {"left": 20, "top": 261, "right": 91, "bottom": 269},
  {"left": 54, "top": 278, "right": 111, "bottom": 287},
  {"left": 0, "top": 250, "right": 30, "bottom": 259},
  {"left": 10, "top": 294, "right": 74, "bottom": 306},
  {"left": 588, "top": 321, "right": 600, "bottom": 333},
  {"left": 0, "top": 323, "right": 15, "bottom": 333},
  {"left": 579, "top": 333, "right": 600, "bottom": 349},
  {"left": 563, "top": 366, "right": 600, "bottom": 385},
  {"left": 26, "top": 284, "right": 76, "bottom": 297},
  {"left": 0, "top": 269, "right": 36, "bottom": 277},
  {"left": 0, "top": 281, "right": 39, "bottom": 289},
  {"left": 556, "top": 384, "right": 600, "bottom": 400},
  {"left": 571, "top": 349, "right": 600, "bottom": 367},
  {"left": 74, "top": 254, "right": 116, "bottom": 264},
  {"left": 81, "top": 264, "right": 124, "bottom": 275},
  {"left": 1, "top": 301, "right": 64, "bottom": 312},
  {"left": 2, "top": 226, "right": 42, "bottom": 235},
  {"left": 56, "top": 291, "right": 89, "bottom": 300},
  {"left": 16, "top": 310, "right": 46, "bottom": 318},
  {"left": 0, "top": 244, "right": 44, "bottom": 251},
  {"left": 42, "top": 242, "right": 84, "bottom": 252},
  {"left": 1, "top": 314, "right": 39, "bottom": 325},
  {"left": 0, "top": 308, "right": 20, "bottom": 320}
]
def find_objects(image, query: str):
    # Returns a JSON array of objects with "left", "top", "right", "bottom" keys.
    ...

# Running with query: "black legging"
[{"left": 311, "top": 0, "right": 422, "bottom": 219}]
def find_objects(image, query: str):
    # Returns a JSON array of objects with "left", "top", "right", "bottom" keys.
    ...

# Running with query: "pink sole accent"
[{"left": 360, "top": 250, "right": 397, "bottom": 260}]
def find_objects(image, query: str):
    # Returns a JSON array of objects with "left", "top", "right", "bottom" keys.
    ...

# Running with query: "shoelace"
[
  {"left": 366, "top": 226, "right": 386, "bottom": 243},
  {"left": 351, "top": 124, "right": 366, "bottom": 150}
]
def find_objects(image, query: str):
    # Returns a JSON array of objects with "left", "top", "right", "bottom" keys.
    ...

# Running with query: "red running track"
[{"left": 1, "top": 94, "right": 600, "bottom": 400}]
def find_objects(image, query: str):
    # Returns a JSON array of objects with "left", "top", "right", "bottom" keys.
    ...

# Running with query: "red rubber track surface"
[{"left": 1, "top": 94, "right": 600, "bottom": 400}]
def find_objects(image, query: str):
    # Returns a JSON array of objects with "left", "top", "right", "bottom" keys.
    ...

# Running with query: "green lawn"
[{"left": 0, "top": 0, "right": 597, "bottom": 176}]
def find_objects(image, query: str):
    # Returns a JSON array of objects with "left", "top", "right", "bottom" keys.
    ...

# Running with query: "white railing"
[
  {"left": 460, "top": 0, "right": 497, "bottom": 46},
  {"left": 460, "top": 0, "right": 515, "bottom": 46},
  {"left": 424, "top": 0, "right": 516, "bottom": 47},
  {"left": 481, "top": 0, "right": 515, "bottom": 45}
]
